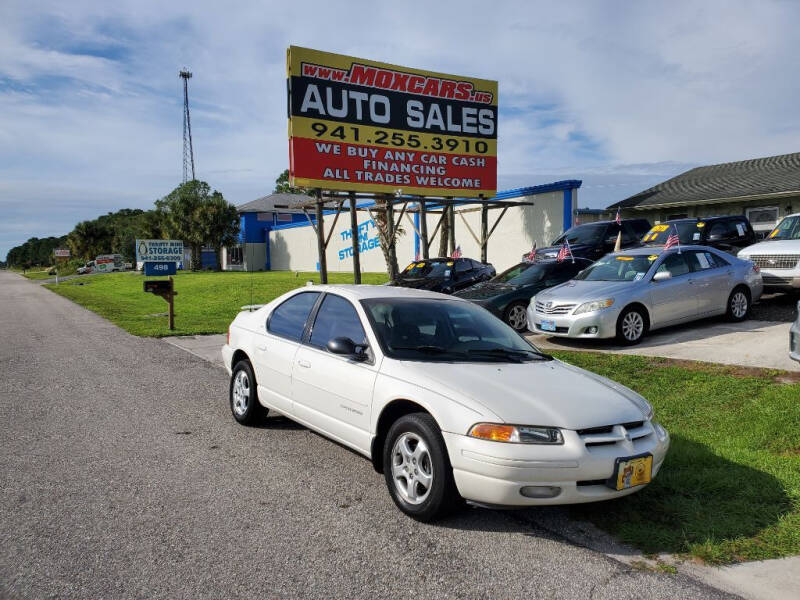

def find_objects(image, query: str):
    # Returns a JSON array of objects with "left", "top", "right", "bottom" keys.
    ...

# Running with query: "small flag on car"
[
  {"left": 615, "top": 208, "right": 622, "bottom": 226},
  {"left": 663, "top": 225, "right": 681, "bottom": 252},
  {"left": 525, "top": 242, "right": 537, "bottom": 262},
  {"left": 451, "top": 245, "right": 462, "bottom": 259},
  {"left": 557, "top": 239, "right": 574, "bottom": 263}
]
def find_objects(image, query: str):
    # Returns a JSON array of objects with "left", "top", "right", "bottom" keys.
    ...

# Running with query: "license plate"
[
  {"left": 540, "top": 319, "right": 556, "bottom": 332},
  {"left": 610, "top": 454, "right": 653, "bottom": 490}
]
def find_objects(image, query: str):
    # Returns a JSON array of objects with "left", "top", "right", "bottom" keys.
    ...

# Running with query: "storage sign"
[
  {"left": 136, "top": 239, "right": 184, "bottom": 262},
  {"left": 54, "top": 248, "right": 70, "bottom": 258},
  {"left": 287, "top": 46, "right": 497, "bottom": 197}
]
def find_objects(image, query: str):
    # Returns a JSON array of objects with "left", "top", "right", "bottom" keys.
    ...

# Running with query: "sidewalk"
[{"left": 527, "top": 319, "right": 799, "bottom": 372}]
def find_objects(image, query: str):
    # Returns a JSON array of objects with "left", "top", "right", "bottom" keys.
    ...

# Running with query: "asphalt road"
[{"left": 0, "top": 271, "right": 736, "bottom": 599}]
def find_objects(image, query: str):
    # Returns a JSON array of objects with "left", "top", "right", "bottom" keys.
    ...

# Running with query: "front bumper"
[
  {"left": 443, "top": 423, "right": 669, "bottom": 506},
  {"left": 758, "top": 269, "right": 800, "bottom": 291},
  {"left": 526, "top": 303, "right": 620, "bottom": 339}
]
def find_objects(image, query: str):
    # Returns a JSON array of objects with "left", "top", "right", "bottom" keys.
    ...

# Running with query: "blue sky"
[{"left": 3, "top": 0, "right": 799, "bottom": 259}]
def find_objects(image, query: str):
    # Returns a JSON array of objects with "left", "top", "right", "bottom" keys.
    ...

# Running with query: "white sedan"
[{"left": 222, "top": 285, "right": 669, "bottom": 521}]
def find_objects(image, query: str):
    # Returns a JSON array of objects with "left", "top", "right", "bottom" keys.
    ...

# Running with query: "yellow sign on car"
[{"left": 615, "top": 455, "right": 653, "bottom": 490}]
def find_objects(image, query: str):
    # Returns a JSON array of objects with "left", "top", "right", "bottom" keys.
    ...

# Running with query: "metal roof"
[{"left": 608, "top": 152, "right": 800, "bottom": 210}]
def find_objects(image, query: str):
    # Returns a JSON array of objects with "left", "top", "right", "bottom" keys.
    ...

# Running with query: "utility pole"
[{"left": 179, "top": 69, "right": 195, "bottom": 182}]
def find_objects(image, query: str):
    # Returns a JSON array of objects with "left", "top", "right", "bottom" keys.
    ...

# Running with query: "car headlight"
[
  {"left": 573, "top": 298, "right": 615, "bottom": 314},
  {"left": 654, "top": 422, "right": 668, "bottom": 442},
  {"left": 468, "top": 423, "right": 564, "bottom": 444}
]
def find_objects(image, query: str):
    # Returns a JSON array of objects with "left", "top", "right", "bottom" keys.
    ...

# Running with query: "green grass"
[
  {"left": 17, "top": 268, "right": 57, "bottom": 280},
  {"left": 44, "top": 270, "right": 388, "bottom": 337},
  {"left": 553, "top": 351, "right": 800, "bottom": 564}
]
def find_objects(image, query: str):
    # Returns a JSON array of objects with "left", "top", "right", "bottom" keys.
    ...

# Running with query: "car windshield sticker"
[
  {"left": 648, "top": 255, "right": 659, "bottom": 261},
  {"left": 405, "top": 263, "right": 414, "bottom": 271},
  {"left": 444, "top": 269, "right": 451, "bottom": 277},
  {"left": 416, "top": 262, "right": 426, "bottom": 268},
  {"left": 736, "top": 223, "right": 745, "bottom": 236},
  {"left": 446, "top": 261, "right": 454, "bottom": 266},
  {"left": 652, "top": 224, "right": 669, "bottom": 232},
  {"left": 696, "top": 253, "right": 710, "bottom": 269},
  {"left": 696, "top": 222, "right": 705, "bottom": 228},
  {"left": 693, "top": 232, "right": 701, "bottom": 240},
  {"left": 616, "top": 256, "right": 634, "bottom": 261},
  {"left": 769, "top": 229, "right": 779, "bottom": 238},
  {"left": 633, "top": 272, "right": 645, "bottom": 281}
]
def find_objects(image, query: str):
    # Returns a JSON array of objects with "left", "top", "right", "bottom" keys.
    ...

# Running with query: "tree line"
[{"left": 5, "top": 181, "right": 239, "bottom": 271}]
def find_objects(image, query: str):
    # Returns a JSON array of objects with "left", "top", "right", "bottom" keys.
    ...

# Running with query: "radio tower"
[{"left": 179, "top": 69, "right": 195, "bottom": 183}]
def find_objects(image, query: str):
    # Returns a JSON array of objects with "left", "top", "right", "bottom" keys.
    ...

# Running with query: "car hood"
[
  {"left": 738, "top": 239, "right": 800, "bottom": 256},
  {"left": 534, "top": 279, "right": 636, "bottom": 303},
  {"left": 391, "top": 358, "right": 649, "bottom": 430},
  {"left": 454, "top": 281, "right": 518, "bottom": 300},
  {"left": 393, "top": 277, "right": 445, "bottom": 291}
]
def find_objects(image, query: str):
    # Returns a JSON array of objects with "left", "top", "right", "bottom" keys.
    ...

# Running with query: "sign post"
[
  {"left": 138, "top": 240, "right": 183, "bottom": 331},
  {"left": 53, "top": 248, "right": 70, "bottom": 284}
]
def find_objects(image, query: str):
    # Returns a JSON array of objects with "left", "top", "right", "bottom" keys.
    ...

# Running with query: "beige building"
[
  {"left": 609, "top": 152, "right": 800, "bottom": 237},
  {"left": 269, "top": 181, "right": 582, "bottom": 274}
]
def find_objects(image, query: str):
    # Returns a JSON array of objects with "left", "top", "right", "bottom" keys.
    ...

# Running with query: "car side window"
[
  {"left": 709, "top": 221, "right": 736, "bottom": 240},
  {"left": 470, "top": 259, "right": 482, "bottom": 270},
  {"left": 309, "top": 294, "right": 367, "bottom": 349},
  {"left": 621, "top": 223, "right": 638, "bottom": 244},
  {"left": 707, "top": 251, "right": 730, "bottom": 268},
  {"left": 544, "top": 264, "right": 577, "bottom": 286},
  {"left": 266, "top": 292, "right": 321, "bottom": 341},
  {"left": 657, "top": 253, "right": 691, "bottom": 277},
  {"left": 686, "top": 250, "right": 715, "bottom": 271},
  {"left": 455, "top": 259, "right": 470, "bottom": 274}
]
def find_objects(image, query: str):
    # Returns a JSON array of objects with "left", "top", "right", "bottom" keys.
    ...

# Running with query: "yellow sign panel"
[{"left": 287, "top": 46, "right": 498, "bottom": 197}]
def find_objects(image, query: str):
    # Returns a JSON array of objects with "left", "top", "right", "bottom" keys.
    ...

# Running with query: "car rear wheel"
[
  {"left": 383, "top": 413, "right": 461, "bottom": 522},
  {"left": 504, "top": 301, "right": 529, "bottom": 332},
  {"left": 230, "top": 360, "right": 267, "bottom": 425},
  {"left": 726, "top": 287, "right": 750, "bottom": 322},
  {"left": 616, "top": 306, "right": 647, "bottom": 345}
]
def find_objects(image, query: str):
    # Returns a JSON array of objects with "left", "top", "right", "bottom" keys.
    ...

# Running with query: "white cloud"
[{"left": 2, "top": 0, "right": 799, "bottom": 258}]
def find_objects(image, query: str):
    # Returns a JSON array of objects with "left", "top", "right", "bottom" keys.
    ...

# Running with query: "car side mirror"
[
  {"left": 327, "top": 337, "right": 368, "bottom": 361},
  {"left": 652, "top": 271, "right": 672, "bottom": 282}
]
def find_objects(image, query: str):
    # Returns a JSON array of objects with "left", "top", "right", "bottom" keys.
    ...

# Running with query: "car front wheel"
[
  {"left": 504, "top": 301, "right": 529, "bottom": 332},
  {"left": 616, "top": 306, "right": 647, "bottom": 345},
  {"left": 383, "top": 413, "right": 460, "bottom": 522}
]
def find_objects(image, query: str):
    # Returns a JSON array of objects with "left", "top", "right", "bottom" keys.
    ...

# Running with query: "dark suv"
[
  {"left": 532, "top": 219, "right": 651, "bottom": 262},
  {"left": 642, "top": 216, "right": 756, "bottom": 254},
  {"left": 393, "top": 257, "right": 496, "bottom": 294}
]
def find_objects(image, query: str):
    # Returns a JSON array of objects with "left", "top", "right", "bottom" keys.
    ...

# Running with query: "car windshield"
[
  {"left": 491, "top": 262, "right": 546, "bottom": 285},
  {"left": 552, "top": 223, "right": 606, "bottom": 246},
  {"left": 766, "top": 215, "right": 800, "bottom": 241},
  {"left": 643, "top": 221, "right": 699, "bottom": 245},
  {"left": 398, "top": 260, "right": 453, "bottom": 279},
  {"left": 575, "top": 254, "right": 656, "bottom": 282},
  {"left": 361, "top": 298, "right": 550, "bottom": 362}
]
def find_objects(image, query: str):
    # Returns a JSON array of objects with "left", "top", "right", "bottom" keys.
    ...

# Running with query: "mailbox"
[{"left": 144, "top": 280, "right": 172, "bottom": 295}]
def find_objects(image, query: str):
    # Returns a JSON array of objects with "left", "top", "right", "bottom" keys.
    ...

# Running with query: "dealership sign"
[
  {"left": 286, "top": 46, "right": 497, "bottom": 197},
  {"left": 136, "top": 239, "right": 184, "bottom": 262},
  {"left": 54, "top": 248, "right": 70, "bottom": 258}
]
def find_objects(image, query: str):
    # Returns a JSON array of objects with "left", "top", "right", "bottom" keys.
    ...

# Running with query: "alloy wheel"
[
  {"left": 731, "top": 291, "right": 748, "bottom": 318},
  {"left": 232, "top": 369, "right": 250, "bottom": 417},
  {"left": 507, "top": 305, "right": 527, "bottom": 330},
  {"left": 621, "top": 311, "right": 644, "bottom": 342},
  {"left": 391, "top": 433, "right": 434, "bottom": 505}
]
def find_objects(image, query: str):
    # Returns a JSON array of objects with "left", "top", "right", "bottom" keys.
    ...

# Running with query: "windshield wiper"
[
  {"left": 391, "top": 345, "right": 452, "bottom": 354},
  {"left": 467, "top": 348, "right": 553, "bottom": 362}
]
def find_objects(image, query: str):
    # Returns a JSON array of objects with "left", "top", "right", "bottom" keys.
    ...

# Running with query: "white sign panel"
[
  {"left": 54, "top": 248, "right": 70, "bottom": 258},
  {"left": 136, "top": 239, "right": 184, "bottom": 262}
]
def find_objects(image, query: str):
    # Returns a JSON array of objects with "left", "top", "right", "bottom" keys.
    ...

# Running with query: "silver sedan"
[{"left": 527, "top": 246, "right": 763, "bottom": 344}]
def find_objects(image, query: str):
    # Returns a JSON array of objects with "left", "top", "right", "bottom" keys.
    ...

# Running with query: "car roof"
[
  {"left": 661, "top": 215, "right": 744, "bottom": 224},
  {"left": 571, "top": 218, "right": 648, "bottom": 227},
  {"left": 608, "top": 245, "right": 719, "bottom": 256},
  {"left": 298, "top": 284, "right": 468, "bottom": 302}
]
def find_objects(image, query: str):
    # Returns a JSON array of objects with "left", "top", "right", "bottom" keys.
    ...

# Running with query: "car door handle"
[
  {"left": 256, "top": 344, "right": 267, "bottom": 352},
  {"left": 297, "top": 359, "right": 311, "bottom": 368}
]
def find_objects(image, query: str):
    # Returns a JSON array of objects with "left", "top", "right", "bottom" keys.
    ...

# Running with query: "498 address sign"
[{"left": 286, "top": 46, "right": 498, "bottom": 197}]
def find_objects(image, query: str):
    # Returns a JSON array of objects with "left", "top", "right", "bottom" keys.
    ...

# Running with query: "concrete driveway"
[{"left": 527, "top": 318, "right": 799, "bottom": 372}]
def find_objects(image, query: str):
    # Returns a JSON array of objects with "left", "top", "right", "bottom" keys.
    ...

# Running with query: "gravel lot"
[
  {"left": 0, "top": 271, "right": 735, "bottom": 599},
  {"left": 752, "top": 291, "right": 800, "bottom": 322}
]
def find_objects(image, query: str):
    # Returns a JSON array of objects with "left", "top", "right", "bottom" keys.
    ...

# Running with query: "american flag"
[
  {"left": 556, "top": 240, "right": 573, "bottom": 263},
  {"left": 663, "top": 226, "right": 680, "bottom": 251},
  {"left": 525, "top": 241, "right": 537, "bottom": 262},
  {"left": 451, "top": 245, "right": 462, "bottom": 259},
  {"left": 615, "top": 208, "right": 622, "bottom": 226}
]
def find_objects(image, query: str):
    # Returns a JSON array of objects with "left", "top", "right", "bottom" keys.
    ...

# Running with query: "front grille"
[
  {"left": 578, "top": 421, "right": 651, "bottom": 448},
  {"left": 749, "top": 255, "right": 800, "bottom": 269},
  {"left": 535, "top": 301, "right": 577, "bottom": 315}
]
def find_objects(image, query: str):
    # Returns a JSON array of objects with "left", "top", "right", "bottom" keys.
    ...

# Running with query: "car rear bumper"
[
  {"left": 526, "top": 304, "right": 619, "bottom": 339},
  {"left": 442, "top": 425, "right": 669, "bottom": 506},
  {"left": 221, "top": 344, "right": 234, "bottom": 375}
]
